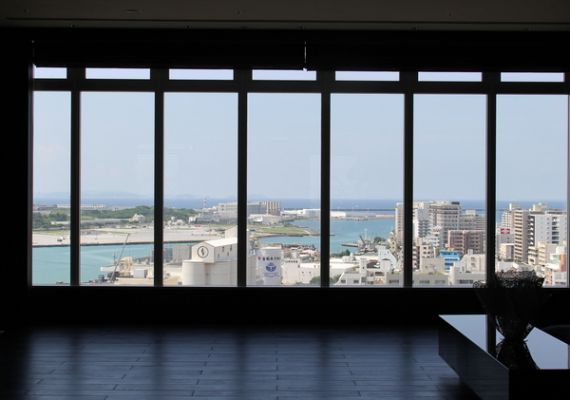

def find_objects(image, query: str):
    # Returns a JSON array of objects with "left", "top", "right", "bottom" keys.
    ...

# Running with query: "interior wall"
[{"left": 0, "top": 34, "right": 31, "bottom": 329}]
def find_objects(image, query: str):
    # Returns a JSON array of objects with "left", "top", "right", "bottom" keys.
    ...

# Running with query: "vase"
[
  {"left": 496, "top": 338, "right": 538, "bottom": 370},
  {"left": 474, "top": 272, "right": 549, "bottom": 341}
]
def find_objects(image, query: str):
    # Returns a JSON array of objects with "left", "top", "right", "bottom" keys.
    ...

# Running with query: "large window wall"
[
  {"left": 80, "top": 92, "right": 155, "bottom": 286},
  {"left": 413, "top": 95, "right": 487, "bottom": 286},
  {"left": 164, "top": 93, "right": 238, "bottom": 286},
  {"left": 496, "top": 95, "right": 568, "bottom": 286},
  {"left": 31, "top": 68, "right": 569, "bottom": 288},
  {"left": 330, "top": 94, "right": 404, "bottom": 286},
  {"left": 32, "top": 91, "right": 71, "bottom": 285},
  {"left": 248, "top": 93, "right": 321, "bottom": 286}
]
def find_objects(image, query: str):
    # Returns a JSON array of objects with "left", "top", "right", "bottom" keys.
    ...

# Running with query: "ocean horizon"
[{"left": 34, "top": 197, "right": 566, "bottom": 211}]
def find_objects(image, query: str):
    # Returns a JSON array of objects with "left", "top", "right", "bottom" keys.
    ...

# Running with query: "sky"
[
  {"left": 33, "top": 69, "right": 569, "bottom": 206},
  {"left": 414, "top": 94, "right": 486, "bottom": 201}
]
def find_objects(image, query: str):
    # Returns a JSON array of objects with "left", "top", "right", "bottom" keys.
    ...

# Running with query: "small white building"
[
  {"left": 329, "top": 257, "right": 359, "bottom": 283},
  {"left": 330, "top": 211, "right": 347, "bottom": 219},
  {"left": 130, "top": 213, "right": 145, "bottom": 223},
  {"left": 543, "top": 263, "right": 567, "bottom": 286},
  {"left": 413, "top": 271, "right": 449, "bottom": 286},
  {"left": 335, "top": 253, "right": 399, "bottom": 286},
  {"left": 281, "top": 260, "right": 321, "bottom": 285},
  {"left": 189, "top": 212, "right": 220, "bottom": 224},
  {"left": 448, "top": 266, "right": 485, "bottom": 286},
  {"left": 181, "top": 235, "right": 256, "bottom": 286},
  {"left": 377, "top": 245, "right": 397, "bottom": 273},
  {"left": 248, "top": 214, "right": 282, "bottom": 225},
  {"left": 419, "top": 257, "right": 445, "bottom": 272},
  {"left": 301, "top": 209, "right": 320, "bottom": 218}
]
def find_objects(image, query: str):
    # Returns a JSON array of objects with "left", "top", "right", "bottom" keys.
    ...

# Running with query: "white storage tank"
[
  {"left": 257, "top": 246, "right": 283, "bottom": 285},
  {"left": 181, "top": 260, "right": 207, "bottom": 286}
]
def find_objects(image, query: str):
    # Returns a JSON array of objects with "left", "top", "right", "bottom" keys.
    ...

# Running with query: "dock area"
[{"left": 32, "top": 227, "right": 220, "bottom": 247}]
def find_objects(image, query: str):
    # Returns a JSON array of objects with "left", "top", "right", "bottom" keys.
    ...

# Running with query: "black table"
[{"left": 439, "top": 314, "right": 570, "bottom": 399}]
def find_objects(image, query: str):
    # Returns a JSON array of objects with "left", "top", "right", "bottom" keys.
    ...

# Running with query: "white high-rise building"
[
  {"left": 514, "top": 204, "right": 567, "bottom": 264},
  {"left": 394, "top": 202, "right": 404, "bottom": 246},
  {"left": 528, "top": 213, "right": 567, "bottom": 247},
  {"left": 413, "top": 206, "right": 431, "bottom": 239},
  {"left": 459, "top": 209, "right": 485, "bottom": 231},
  {"left": 500, "top": 203, "right": 521, "bottom": 229},
  {"left": 428, "top": 201, "right": 460, "bottom": 249}
]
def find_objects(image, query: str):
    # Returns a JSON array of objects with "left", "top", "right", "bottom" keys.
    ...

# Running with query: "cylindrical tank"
[
  {"left": 181, "top": 260, "right": 206, "bottom": 285},
  {"left": 257, "top": 247, "right": 283, "bottom": 285}
]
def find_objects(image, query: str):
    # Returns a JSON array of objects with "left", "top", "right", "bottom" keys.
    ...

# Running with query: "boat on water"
[{"left": 341, "top": 229, "right": 384, "bottom": 253}]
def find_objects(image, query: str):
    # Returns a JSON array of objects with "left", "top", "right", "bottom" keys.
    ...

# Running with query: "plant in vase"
[{"left": 474, "top": 270, "right": 550, "bottom": 369}]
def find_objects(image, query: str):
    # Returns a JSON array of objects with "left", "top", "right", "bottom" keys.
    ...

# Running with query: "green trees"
[
  {"left": 32, "top": 212, "right": 69, "bottom": 229},
  {"left": 33, "top": 206, "right": 197, "bottom": 229}
]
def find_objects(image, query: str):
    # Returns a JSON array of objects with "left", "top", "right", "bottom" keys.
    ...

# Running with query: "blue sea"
[
  {"left": 32, "top": 243, "right": 155, "bottom": 285},
  {"left": 259, "top": 218, "right": 394, "bottom": 253}
]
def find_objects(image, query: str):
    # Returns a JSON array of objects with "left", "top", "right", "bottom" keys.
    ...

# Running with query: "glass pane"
[
  {"left": 252, "top": 70, "right": 316, "bottom": 81},
  {"left": 414, "top": 95, "right": 487, "bottom": 287},
  {"left": 80, "top": 92, "right": 154, "bottom": 285},
  {"left": 33, "top": 92, "right": 71, "bottom": 285},
  {"left": 418, "top": 72, "right": 482, "bottom": 82},
  {"left": 501, "top": 73, "right": 565, "bottom": 83},
  {"left": 169, "top": 69, "right": 234, "bottom": 80},
  {"left": 248, "top": 93, "right": 320, "bottom": 286},
  {"left": 86, "top": 68, "right": 150, "bottom": 80},
  {"left": 331, "top": 94, "right": 404, "bottom": 286},
  {"left": 164, "top": 93, "right": 238, "bottom": 286},
  {"left": 335, "top": 71, "right": 399, "bottom": 81},
  {"left": 33, "top": 66, "right": 67, "bottom": 79},
  {"left": 497, "top": 95, "right": 568, "bottom": 287}
]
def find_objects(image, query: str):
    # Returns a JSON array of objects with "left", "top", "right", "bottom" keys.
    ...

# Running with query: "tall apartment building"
[
  {"left": 459, "top": 209, "right": 485, "bottom": 231},
  {"left": 413, "top": 206, "right": 431, "bottom": 239},
  {"left": 396, "top": 201, "right": 445, "bottom": 245},
  {"left": 513, "top": 205, "right": 567, "bottom": 264},
  {"left": 528, "top": 212, "right": 567, "bottom": 247},
  {"left": 428, "top": 201, "right": 460, "bottom": 248},
  {"left": 513, "top": 209, "right": 529, "bottom": 262},
  {"left": 394, "top": 202, "right": 404, "bottom": 246},
  {"left": 499, "top": 203, "right": 521, "bottom": 229},
  {"left": 413, "top": 237, "right": 438, "bottom": 269},
  {"left": 447, "top": 230, "right": 485, "bottom": 255},
  {"left": 495, "top": 227, "right": 514, "bottom": 260}
]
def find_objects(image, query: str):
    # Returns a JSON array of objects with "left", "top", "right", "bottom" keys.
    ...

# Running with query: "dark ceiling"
[{"left": 2, "top": 0, "right": 570, "bottom": 30}]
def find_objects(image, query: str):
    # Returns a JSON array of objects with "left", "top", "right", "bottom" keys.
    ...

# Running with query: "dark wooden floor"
[{"left": 0, "top": 325, "right": 478, "bottom": 400}]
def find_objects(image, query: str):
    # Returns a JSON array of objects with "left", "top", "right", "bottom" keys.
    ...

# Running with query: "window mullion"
[
  {"left": 402, "top": 71, "right": 416, "bottom": 288},
  {"left": 152, "top": 68, "right": 167, "bottom": 287},
  {"left": 27, "top": 62, "right": 34, "bottom": 287},
  {"left": 484, "top": 72, "right": 499, "bottom": 286},
  {"left": 567, "top": 78, "right": 570, "bottom": 288},
  {"left": 319, "top": 71, "right": 333, "bottom": 288},
  {"left": 69, "top": 67, "right": 84, "bottom": 286},
  {"left": 237, "top": 70, "right": 251, "bottom": 288}
]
